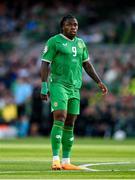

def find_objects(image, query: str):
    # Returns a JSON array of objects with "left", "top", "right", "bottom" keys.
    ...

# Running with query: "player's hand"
[
  {"left": 98, "top": 82, "right": 108, "bottom": 95},
  {"left": 40, "top": 93, "right": 49, "bottom": 101}
]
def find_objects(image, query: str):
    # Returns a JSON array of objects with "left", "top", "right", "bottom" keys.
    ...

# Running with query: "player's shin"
[
  {"left": 62, "top": 125, "right": 74, "bottom": 164},
  {"left": 51, "top": 120, "right": 64, "bottom": 158},
  {"left": 51, "top": 120, "right": 64, "bottom": 170}
]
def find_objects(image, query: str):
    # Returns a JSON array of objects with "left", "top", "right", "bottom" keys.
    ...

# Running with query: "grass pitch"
[{"left": 0, "top": 137, "right": 135, "bottom": 179}]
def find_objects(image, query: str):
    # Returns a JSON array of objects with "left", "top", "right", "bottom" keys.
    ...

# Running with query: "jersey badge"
[
  {"left": 54, "top": 102, "right": 58, "bottom": 107},
  {"left": 78, "top": 41, "right": 83, "bottom": 48}
]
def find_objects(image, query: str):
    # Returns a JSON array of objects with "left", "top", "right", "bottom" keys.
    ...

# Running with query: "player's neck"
[{"left": 61, "top": 33, "right": 75, "bottom": 41}]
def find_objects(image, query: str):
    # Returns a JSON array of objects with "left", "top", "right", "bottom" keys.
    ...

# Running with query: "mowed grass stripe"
[
  {"left": 0, "top": 161, "right": 135, "bottom": 171},
  {"left": 1, "top": 144, "right": 135, "bottom": 149},
  {"left": 0, "top": 138, "right": 135, "bottom": 179},
  {"left": 1, "top": 146, "right": 135, "bottom": 158},
  {"left": 0, "top": 158, "right": 135, "bottom": 163},
  {"left": 0, "top": 137, "right": 134, "bottom": 142},
  {"left": 0, "top": 171, "right": 135, "bottom": 179},
  {"left": 0, "top": 179, "right": 134, "bottom": 180}
]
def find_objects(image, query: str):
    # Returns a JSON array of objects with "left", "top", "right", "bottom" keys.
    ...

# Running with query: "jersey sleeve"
[
  {"left": 41, "top": 37, "right": 56, "bottom": 63},
  {"left": 82, "top": 42, "right": 90, "bottom": 63}
]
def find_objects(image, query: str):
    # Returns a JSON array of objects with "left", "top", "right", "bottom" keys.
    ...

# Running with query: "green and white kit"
[{"left": 41, "top": 34, "right": 89, "bottom": 114}]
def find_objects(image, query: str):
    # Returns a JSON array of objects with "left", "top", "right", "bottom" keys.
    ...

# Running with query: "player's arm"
[
  {"left": 40, "top": 37, "right": 56, "bottom": 100},
  {"left": 82, "top": 40, "right": 108, "bottom": 95},
  {"left": 40, "top": 61, "right": 50, "bottom": 101},
  {"left": 83, "top": 61, "right": 108, "bottom": 95},
  {"left": 83, "top": 60, "right": 101, "bottom": 84}
]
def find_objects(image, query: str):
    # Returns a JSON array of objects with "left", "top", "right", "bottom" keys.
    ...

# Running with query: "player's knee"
[
  {"left": 53, "top": 111, "right": 67, "bottom": 121},
  {"left": 65, "top": 121, "right": 73, "bottom": 126},
  {"left": 65, "top": 119, "right": 75, "bottom": 126},
  {"left": 65, "top": 115, "right": 77, "bottom": 126}
]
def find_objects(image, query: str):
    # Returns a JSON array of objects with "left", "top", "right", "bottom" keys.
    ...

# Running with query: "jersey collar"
[{"left": 60, "top": 33, "right": 75, "bottom": 41}]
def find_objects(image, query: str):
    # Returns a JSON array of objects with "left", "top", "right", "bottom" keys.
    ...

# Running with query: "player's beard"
[
  {"left": 63, "top": 30, "right": 77, "bottom": 40},
  {"left": 68, "top": 31, "right": 77, "bottom": 39}
]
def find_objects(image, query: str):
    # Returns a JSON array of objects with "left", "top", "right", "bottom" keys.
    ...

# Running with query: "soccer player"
[{"left": 40, "top": 14, "right": 108, "bottom": 170}]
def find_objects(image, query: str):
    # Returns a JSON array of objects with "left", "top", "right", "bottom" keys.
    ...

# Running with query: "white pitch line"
[
  {"left": 79, "top": 161, "right": 135, "bottom": 172},
  {"left": 80, "top": 161, "right": 132, "bottom": 167}
]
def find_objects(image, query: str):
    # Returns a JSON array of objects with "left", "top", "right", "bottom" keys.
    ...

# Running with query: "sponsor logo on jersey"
[
  {"left": 78, "top": 41, "right": 83, "bottom": 48},
  {"left": 62, "top": 43, "right": 67, "bottom": 46}
]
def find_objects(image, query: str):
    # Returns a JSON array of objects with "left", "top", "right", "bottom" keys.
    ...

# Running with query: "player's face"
[{"left": 62, "top": 18, "right": 78, "bottom": 39}]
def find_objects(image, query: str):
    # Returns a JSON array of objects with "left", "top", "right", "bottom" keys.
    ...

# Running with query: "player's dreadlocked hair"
[{"left": 60, "top": 14, "right": 76, "bottom": 32}]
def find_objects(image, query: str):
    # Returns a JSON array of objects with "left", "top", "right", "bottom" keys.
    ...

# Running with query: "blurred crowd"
[
  {"left": 1, "top": 0, "right": 135, "bottom": 48},
  {"left": 0, "top": 0, "right": 135, "bottom": 138}
]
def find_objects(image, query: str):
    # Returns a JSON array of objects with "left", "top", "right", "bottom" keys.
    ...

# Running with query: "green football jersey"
[{"left": 41, "top": 34, "right": 89, "bottom": 89}]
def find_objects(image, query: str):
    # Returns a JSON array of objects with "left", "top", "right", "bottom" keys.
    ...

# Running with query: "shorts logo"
[{"left": 54, "top": 102, "right": 58, "bottom": 107}]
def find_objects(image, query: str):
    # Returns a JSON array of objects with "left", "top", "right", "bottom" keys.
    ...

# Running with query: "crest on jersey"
[
  {"left": 78, "top": 41, "right": 83, "bottom": 48},
  {"left": 43, "top": 45, "right": 48, "bottom": 53},
  {"left": 54, "top": 102, "right": 58, "bottom": 107}
]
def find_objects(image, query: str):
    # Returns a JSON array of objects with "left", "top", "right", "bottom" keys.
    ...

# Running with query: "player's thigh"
[
  {"left": 67, "top": 98, "right": 80, "bottom": 115},
  {"left": 49, "top": 83, "right": 68, "bottom": 111}
]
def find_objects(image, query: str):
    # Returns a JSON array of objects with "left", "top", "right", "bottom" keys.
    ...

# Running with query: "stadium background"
[{"left": 0, "top": 0, "right": 135, "bottom": 139}]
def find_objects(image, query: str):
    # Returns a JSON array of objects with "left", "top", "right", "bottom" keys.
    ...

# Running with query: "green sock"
[
  {"left": 51, "top": 120, "right": 64, "bottom": 156},
  {"left": 62, "top": 126, "right": 74, "bottom": 158}
]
